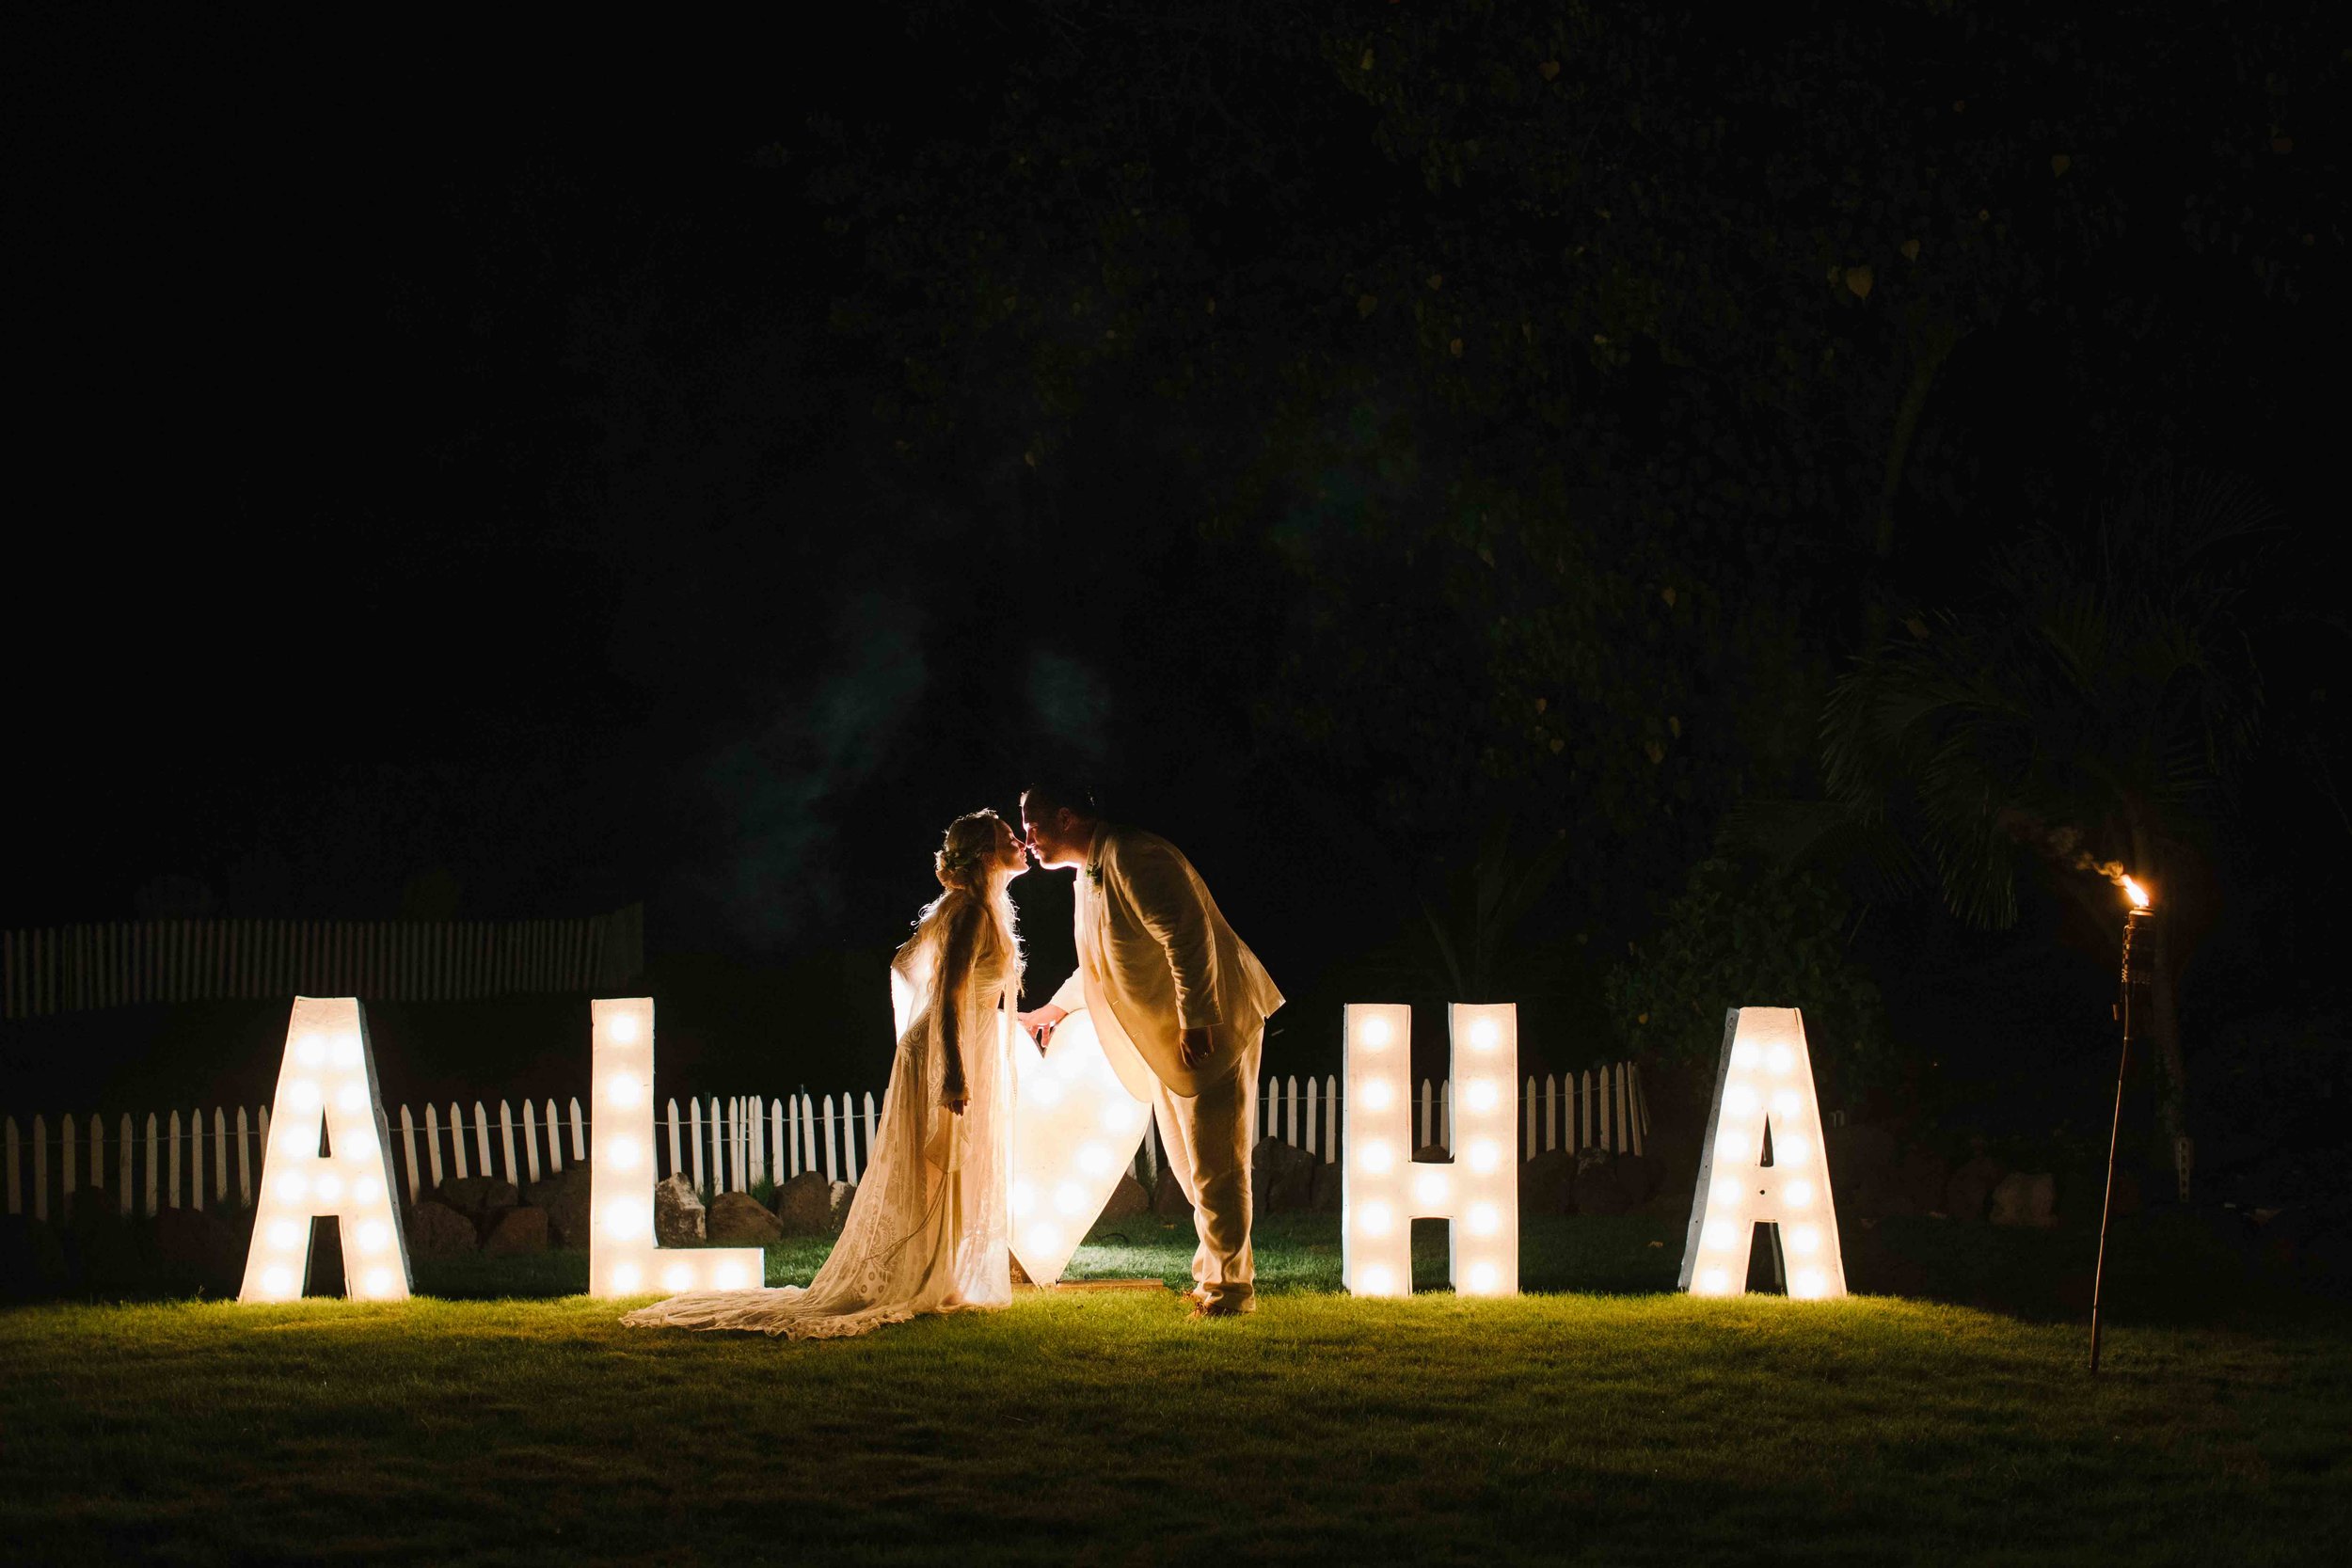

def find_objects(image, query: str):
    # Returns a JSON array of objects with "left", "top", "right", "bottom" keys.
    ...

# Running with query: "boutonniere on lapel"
[{"left": 1085, "top": 858, "right": 1104, "bottom": 888}]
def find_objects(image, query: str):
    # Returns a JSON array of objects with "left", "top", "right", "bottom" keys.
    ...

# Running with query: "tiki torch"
[{"left": 2089, "top": 874, "right": 2153, "bottom": 1374}]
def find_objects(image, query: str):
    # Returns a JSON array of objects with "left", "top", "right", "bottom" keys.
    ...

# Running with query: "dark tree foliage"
[
  {"left": 796, "top": 1, "right": 2336, "bottom": 1011},
  {"left": 1605, "top": 858, "right": 1889, "bottom": 1101},
  {"left": 1818, "top": 467, "right": 2283, "bottom": 1148}
]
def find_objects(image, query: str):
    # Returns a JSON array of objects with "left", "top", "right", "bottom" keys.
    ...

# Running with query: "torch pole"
[{"left": 2089, "top": 905, "right": 2144, "bottom": 1374}]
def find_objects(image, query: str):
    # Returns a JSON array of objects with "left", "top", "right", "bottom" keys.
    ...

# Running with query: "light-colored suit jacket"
[{"left": 1047, "top": 823, "right": 1283, "bottom": 1098}]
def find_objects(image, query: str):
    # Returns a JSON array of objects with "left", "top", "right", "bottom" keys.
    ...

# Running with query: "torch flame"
[{"left": 2121, "top": 876, "right": 2150, "bottom": 910}]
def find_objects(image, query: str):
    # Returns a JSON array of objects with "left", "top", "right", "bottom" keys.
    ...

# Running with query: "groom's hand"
[
  {"left": 1178, "top": 1025, "right": 1215, "bottom": 1069},
  {"left": 1018, "top": 1005, "right": 1067, "bottom": 1052}
]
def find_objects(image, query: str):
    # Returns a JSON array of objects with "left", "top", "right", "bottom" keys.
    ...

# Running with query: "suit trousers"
[{"left": 1152, "top": 1019, "right": 1262, "bottom": 1308}]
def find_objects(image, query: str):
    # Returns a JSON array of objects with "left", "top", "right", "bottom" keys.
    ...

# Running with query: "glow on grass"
[
  {"left": 587, "top": 998, "right": 766, "bottom": 1299},
  {"left": 1677, "top": 1007, "right": 1848, "bottom": 1301},
  {"left": 1343, "top": 1002, "right": 1519, "bottom": 1298},
  {"left": 238, "top": 996, "right": 413, "bottom": 1304}
]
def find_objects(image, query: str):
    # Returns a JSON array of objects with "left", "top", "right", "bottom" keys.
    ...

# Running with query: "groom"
[{"left": 1018, "top": 784, "right": 1283, "bottom": 1318}]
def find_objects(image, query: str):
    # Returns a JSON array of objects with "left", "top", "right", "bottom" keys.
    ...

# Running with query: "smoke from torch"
[
  {"left": 2071, "top": 849, "right": 2150, "bottom": 909},
  {"left": 2015, "top": 818, "right": 2152, "bottom": 908}
]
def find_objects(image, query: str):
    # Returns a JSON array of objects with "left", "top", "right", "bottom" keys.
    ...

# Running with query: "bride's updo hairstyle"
[{"left": 933, "top": 809, "right": 1004, "bottom": 895}]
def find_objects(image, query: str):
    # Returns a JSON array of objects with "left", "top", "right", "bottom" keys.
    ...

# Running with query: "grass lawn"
[{"left": 6, "top": 1214, "right": 2349, "bottom": 1565}]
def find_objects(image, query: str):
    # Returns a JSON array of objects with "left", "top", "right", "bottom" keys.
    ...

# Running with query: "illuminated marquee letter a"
[
  {"left": 239, "top": 996, "right": 412, "bottom": 1302},
  {"left": 1680, "top": 1007, "right": 1848, "bottom": 1299}
]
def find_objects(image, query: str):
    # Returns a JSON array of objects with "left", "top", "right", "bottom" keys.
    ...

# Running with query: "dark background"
[{"left": 5, "top": 4, "right": 2344, "bottom": 1169}]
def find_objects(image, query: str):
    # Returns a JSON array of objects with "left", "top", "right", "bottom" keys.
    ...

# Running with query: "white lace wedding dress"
[{"left": 621, "top": 886, "right": 1016, "bottom": 1338}]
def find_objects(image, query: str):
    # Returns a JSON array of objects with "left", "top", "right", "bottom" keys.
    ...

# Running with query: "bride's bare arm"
[{"left": 934, "top": 898, "right": 980, "bottom": 1114}]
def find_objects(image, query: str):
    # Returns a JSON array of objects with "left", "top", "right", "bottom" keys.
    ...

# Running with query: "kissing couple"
[{"left": 623, "top": 783, "right": 1283, "bottom": 1338}]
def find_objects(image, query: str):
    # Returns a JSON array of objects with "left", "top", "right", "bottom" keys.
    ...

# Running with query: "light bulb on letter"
[
  {"left": 1468, "top": 1203, "right": 1499, "bottom": 1235},
  {"left": 1414, "top": 1170, "right": 1449, "bottom": 1207},
  {"left": 1360, "top": 1079, "right": 1393, "bottom": 1110},
  {"left": 337, "top": 1083, "right": 368, "bottom": 1112},
  {"left": 1772, "top": 1088, "right": 1802, "bottom": 1118},
  {"left": 262, "top": 1265, "right": 294, "bottom": 1299},
  {"left": 611, "top": 1263, "right": 642, "bottom": 1293},
  {"left": 1776, "top": 1133, "right": 1811, "bottom": 1165},
  {"left": 1788, "top": 1225, "right": 1821, "bottom": 1256},
  {"left": 275, "top": 1171, "right": 308, "bottom": 1203},
  {"left": 1470, "top": 1019, "right": 1500, "bottom": 1052},
  {"left": 1359, "top": 1140, "right": 1393, "bottom": 1174},
  {"left": 1025, "top": 1222, "right": 1060, "bottom": 1259},
  {"left": 663, "top": 1263, "right": 693, "bottom": 1292},
  {"left": 356, "top": 1222, "right": 389, "bottom": 1254},
  {"left": 1011, "top": 1180, "right": 1035, "bottom": 1217},
  {"left": 1724, "top": 1084, "right": 1758, "bottom": 1116},
  {"left": 1359, "top": 1202, "right": 1392, "bottom": 1237},
  {"left": 314, "top": 1171, "right": 343, "bottom": 1204},
  {"left": 1703, "top": 1217, "right": 1738, "bottom": 1250},
  {"left": 606, "top": 1139, "right": 640, "bottom": 1171},
  {"left": 1053, "top": 1181, "right": 1086, "bottom": 1216},
  {"left": 1465, "top": 1080, "right": 1500, "bottom": 1113},
  {"left": 1791, "top": 1269, "right": 1828, "bottom": 1299},
  {"left": 603, "top": 1198, "right": 644, "bottom": 1240},
  {"left": 1766, "top": 1042, "right": 1794, "bottom": 1075},
  {"left": 714, "top": 1262, "right": 749, "bottom": 1290},
  {"left": 1077, "top": 1143, "right": 1114, "bottom": 1178},
  {"left": 1784, "top": 1180, "right": 1814, "bottom": 1209},
  {"left": 1467, "top": 1261, "right": 1501, "bottom": 1292},
  {"left": 608, "top": 1013, "right": 640, "bottom": 1044},
  {"left": 1698, "top": 1267, "right": 1731, "bottom": 1294},
  {"left": 605, "top": 1072, "right": 644, "bottom": 1108},
  {"left": 362, "top": 1267, "right": 394, "bottom": 1296},
  {"left": 1358, "top": 1264, "right": 1396, "bottom": 1295},
  {"left": 268, "top": 1220, "right": 301, "bottom": 1250},
  {"left": 286, "top": 1080, "right": 322, "bottom": 1112},
  {"left": 297, "top": 1035, "right": 326, "bottom": 1067},
  {"left": 1468, "top": 1138, "right": 1501, "bottom": 1174},
  {"left": 1360, "top": 1017, "right": 1391, "bottom": 1050}
]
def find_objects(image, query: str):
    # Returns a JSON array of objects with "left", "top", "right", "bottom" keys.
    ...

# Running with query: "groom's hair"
[{"left": 1021, "top": 779, "right": 1101, "bottom": 823}]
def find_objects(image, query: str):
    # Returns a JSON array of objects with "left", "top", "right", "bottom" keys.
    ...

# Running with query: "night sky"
[{"left": 7, "top": 5, "right": 2344, "bottom": 1147}]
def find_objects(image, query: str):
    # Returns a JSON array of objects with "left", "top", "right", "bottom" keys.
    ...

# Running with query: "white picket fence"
[
  {"left": 4, "top": 1061, "right": 1652, "bottom": 1226},
  {"left": 0, "top": 905, "right": 644, "bottom": 1020},
  {"left": 1, "top": 1087, "right": 905, "bottom": 1223},
  {"left": 1259, "top": 1061, "right": 1651, "bottom": 1163}
]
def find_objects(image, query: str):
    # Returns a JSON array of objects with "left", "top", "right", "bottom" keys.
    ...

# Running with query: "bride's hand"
[
  {"left": 1017, "top": 1005, "right": 1067, "bottom": 1053},
  {"left": 941, "top": 1085, "right": 969, "bottom": 1116}
]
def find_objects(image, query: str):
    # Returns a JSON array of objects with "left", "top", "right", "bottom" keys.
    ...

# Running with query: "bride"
[{"left": 622, "top": 809, "right": 1026, "bottom": 1338}]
